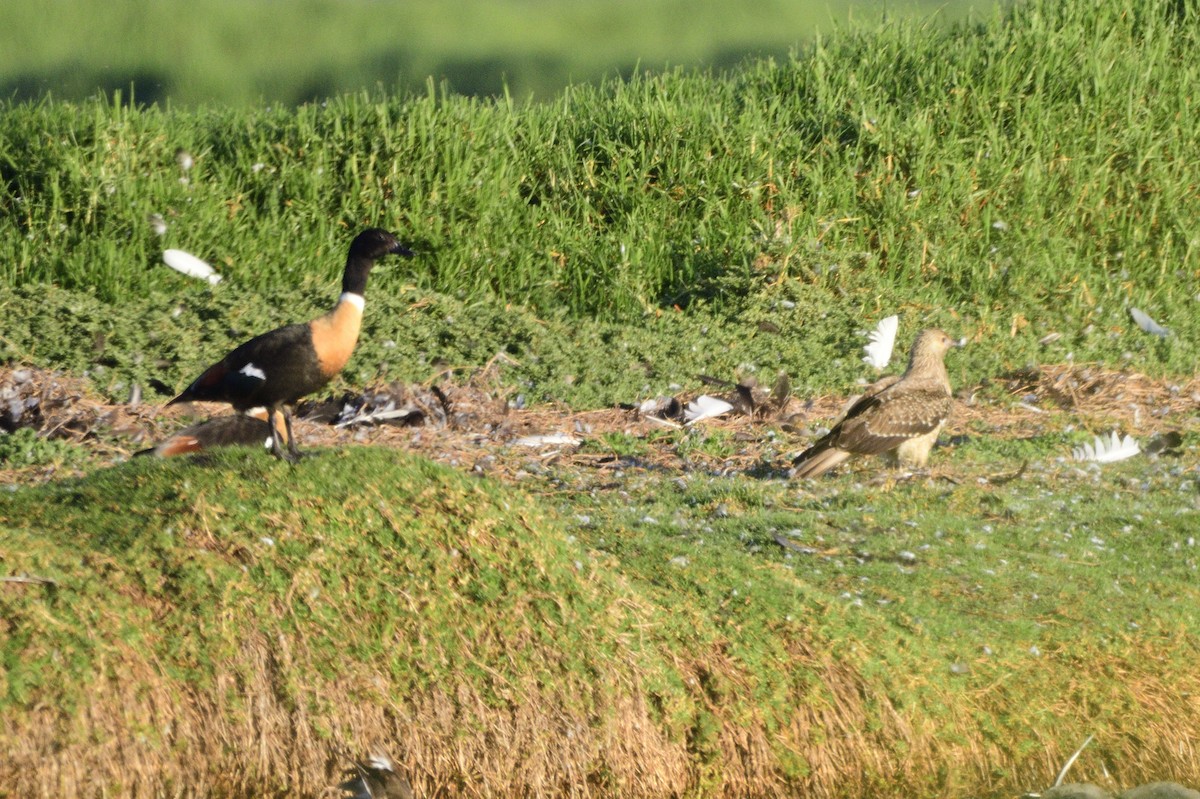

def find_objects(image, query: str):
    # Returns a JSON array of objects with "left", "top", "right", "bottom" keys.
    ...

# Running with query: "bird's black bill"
[{"left": 390, "top": 243, "right": 415, "bottom": 258}]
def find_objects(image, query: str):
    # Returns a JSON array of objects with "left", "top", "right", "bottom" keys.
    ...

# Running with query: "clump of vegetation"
[{"left": 0, "top": 428, "right": 82, "bottom": 465}]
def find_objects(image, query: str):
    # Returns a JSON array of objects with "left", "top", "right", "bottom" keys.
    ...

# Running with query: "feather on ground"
[{"left": 1073, "top": 431, "right": 1140, "bottom": 463}]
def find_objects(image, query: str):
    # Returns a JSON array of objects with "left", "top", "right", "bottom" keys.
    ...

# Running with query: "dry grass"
[{"left": 7, "top": 622, "right": 1200, "bottom": 797}]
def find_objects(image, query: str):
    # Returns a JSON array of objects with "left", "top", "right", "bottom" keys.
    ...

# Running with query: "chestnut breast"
[{"left": 309, "top": 294, "right": 364, "bottom": 379}]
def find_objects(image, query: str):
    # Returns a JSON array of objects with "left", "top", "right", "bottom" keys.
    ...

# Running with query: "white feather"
[
  {"left": 1129, "top": 307, "right": 1169, "bottom": 337},
  {"left": 163, "top": 249, "right": 221, "bottom": 284},
  {"left": 334, "top": 406, "right": 421, "bottom": 428},
  {"left": 512, "top": 433, "right": 581, "bottom": 447},
  {"left": 365, "top": 753, "right": 395, "bottom": 772},
  {"left": 638, "top": 398, "right": 663, "bottom": 415},
  {"left": 1073, "top": 431, "right": 1140, "bottom": 463},
  {"left": 862, "top": 315, "right": 899, "bottom": 370},
  {"left": 683, "top": 395, "right": 734, "bottom": 425}
]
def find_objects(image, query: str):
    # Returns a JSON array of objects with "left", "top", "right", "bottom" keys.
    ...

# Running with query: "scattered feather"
[
  {"left": 1073, "top": 431, "right": 1140, "bottom": 463},
  {"left": 0, "top": 574, "right": 58, "bottom": 587},
  {"left": 643, "top": 414, "right": 683, "bottom": 429},
  {"left": 773, "top": 534, "right": 818, "bottom": 555},
  {"left": 163, "top": 249, "right": 221, "bottom": 284},
  {"left": 333, "top": 400, "right": 423, "bottom": 428},
  {"left": 316, "top": 383, "right": 449, "bottom": 429},
  {"left": 862, "top": 315, "right": 899, "bottom": 370},
  {"left": 147, "top": 213, "right": 168, "bottom": 236},
  {"left": 1143, "top": 430, "right": 1183, "bottom": 457},
  {"left": 365, "top": 754, "right": 395, "bottom": 772},
  {"left": 684, "top": 395, "right": 734, "bottom": 425},
  {"left": 1129, "top": 307, "right": 1169, "bottom": 337},
  {"left": 989, "top": 461, "right": 1029, "bottom": 485},
  {"left": 696, "top": 374, "right": 735, "bottom": 389},
  {"left": 637, "top": 398, "right": 663, "bottom": 415},
  {"left": 512, "top": 433, "right": 581, "bottom": 448},
  {"left": 632, "top": 396, "right": 683, "bottom": 427},
  {"left": 340, "top": 752, "right": 413, "bottom": 799},
  {"left": 732, "top": 383, "right": 756, "bottom": 416},
  {"left": 1054, "top": 735, "right": 1095, "bottom": 788}
]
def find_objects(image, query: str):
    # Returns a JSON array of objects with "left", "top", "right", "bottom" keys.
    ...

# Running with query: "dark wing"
[
  {"left": 169, "top": 323, "right": 313, "bottom": 405},
  {"left": 830, "top": 388, "right": 952, "bottom": 455},
  {"left": 168, "top": 359, "right": 259, "bottom": 405}
]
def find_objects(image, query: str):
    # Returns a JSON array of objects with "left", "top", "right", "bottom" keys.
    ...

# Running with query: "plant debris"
[{"left": 0, "top": 362, "right": 1197, "bottom": 485}]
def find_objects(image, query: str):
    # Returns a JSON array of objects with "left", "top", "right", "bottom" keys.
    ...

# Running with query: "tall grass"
[{"left": 1, "top": 0, "right": 1198, "bottom": 385}]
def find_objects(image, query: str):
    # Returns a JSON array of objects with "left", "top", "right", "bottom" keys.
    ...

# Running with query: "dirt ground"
[{"left": 1, "top": 361, "right": 1196, "bottom": 484}]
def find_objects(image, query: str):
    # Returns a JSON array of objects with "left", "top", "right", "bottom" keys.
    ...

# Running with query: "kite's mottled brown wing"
[{"left": 831, "top": 388, "right": 953, "bottom": 455}]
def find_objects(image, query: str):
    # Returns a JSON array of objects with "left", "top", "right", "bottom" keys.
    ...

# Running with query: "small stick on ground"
[{"left": 1, "top": 575, "right": 59, "bottom": 587}]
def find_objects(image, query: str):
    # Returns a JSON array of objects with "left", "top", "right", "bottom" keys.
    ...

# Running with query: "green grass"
[
  {"left": 1, "top": 450, "right": 615, "bottom": 707},
  {"left": 2, "top": 0, "right": 1199, "bottom": 406},
  {"left": 0, "top": 427, "right": 86, "bottom": 467},
  {"left": 2, "top": 443, "right": 1199, "bottom": 796},
  {"left": 0, "top": 275, "right": 921, "bottom": 410},
  {"left": 2, "top": 0, "right": 996, "bottom": 105}
]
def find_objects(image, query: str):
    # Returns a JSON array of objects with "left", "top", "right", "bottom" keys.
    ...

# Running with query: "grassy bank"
[
  {"left": 2, "top": 0, "right": 1199, "bottom": 408},
  {"left": 2, "top": 445, "right": 1199, "bottom": 797}
]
